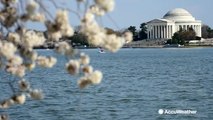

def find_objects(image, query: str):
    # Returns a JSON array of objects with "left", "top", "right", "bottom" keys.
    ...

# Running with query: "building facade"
[{"left": 147, "top": 8, "right": 202, "bottom": 40}]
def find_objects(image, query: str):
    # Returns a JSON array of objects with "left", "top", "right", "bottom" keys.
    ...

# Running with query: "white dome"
[{"left": 163, "top": 8, "right": 195, "bottom": 22}]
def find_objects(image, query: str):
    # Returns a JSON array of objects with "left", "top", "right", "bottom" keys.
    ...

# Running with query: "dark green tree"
[
  {"left": 183, "top": 27, "right": 196, "bottom": 40},
  {"left": 170, "top": 28, "right": 196, "bottom": 45},
  {"left": 127, "top": 26, "right": 137, "bottom": 36},
  {"left": 68, "top": 32, "right": 88, "bottom": 46},
  {"left": 202, "top": 24, "right": 213, "bottom": 38},
  {"left": 105, "top": 27, "right": 122, "bottom": 36},
  {"left": 139, "top": 22, "right": 147, "bottom": 40},
  {"left": 202, "top": 25, "right": 211, "bottom": 38},
  {"left": 127, "top": 26, "right": 138, "bottom": 40},
  {"left": 208, "top": 30, "right": 213, "bottom": 38}
]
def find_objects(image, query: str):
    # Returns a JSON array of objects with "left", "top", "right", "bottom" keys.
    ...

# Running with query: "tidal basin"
[{"left": 0, "top": 48, "right": 213, "bottom": 120}]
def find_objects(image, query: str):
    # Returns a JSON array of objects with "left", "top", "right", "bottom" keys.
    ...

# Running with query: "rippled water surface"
[{"left": 1, "top": 48, "right": 213, "bottom": 120}]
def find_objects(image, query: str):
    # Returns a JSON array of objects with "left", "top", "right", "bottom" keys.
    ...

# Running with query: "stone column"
[
  {"left": 156, "top": 25, "right": 159, "bottom": 39},
  {"left": 152, "top": 25, "right": 155, "bottom": 39},
  {"left": 171, "top": 25, "right": 173, "bottom": 38},
  {"left": 166, "top": 25, "right": 168, "bottom": 39},
  {"left": 158, "top": 25, "right": 160, "bottom": 39},
  {"left": 198, "top": 25, "right": 200, "bottom": 36},
  {"left": 195, "top": 25, "right": 198, "bottom": 36},
  {"left": 159, "top": 26, "right": 161, "bottom": 39},
  {"left": 151, "top": 26, "right": 153, "bottom": 39},
  {"left": 163, "top": 26, "right": 165, "bottom": 39},
  {"left": 198, "top": 25, "right": 201, "bottom": 37},
  {"left": 153, "top": 26, "right": 155, "bottom": 39},
  {"left": 161, "top": 26, "right": 163, "bottom": 39},
  {"left": 167, "top": 25, "right": 169, "bottom": 39},
  {"left": 160, "top": 25, "right": 161, "bottom": 39},
  {"left": 148, "top": 29, "right": 150, "bottom": 39},
  {"left": 159, "top": 25, "right": 162, "bottom": 39},
  {"left": 168, "top": 25, "right": 170, "bottom": 38},
  {"left": 150, "top": 27, "right": 152, "bottom": 39},
  {"left": 163, "top": 25, "right": 166, "bottom": 39},
  {"left": 156, "top": 25, "right": 158, "bottom": 39},
  {"left": 154, "top": 25, "right": 157, "bottom": 39},
  {"left": 162, "top": 26, "right": 164, "bottom": 39},
  {"left": 148, "top": 25, "right": 150, "bottom": 39},
  {"left": 159, "top": 25, "right": 161, "bottom": 39},
  {"left": 149, "top": 27, "right": 151, "bottom": 39},
  {"left": 147, "top": 26, "right": 149, "bottom": 39},
  {"left": 197, "top": 25, "right": 199, "bottom": 37},
  {"left": 171, "top": 25, "right": 172, "bottom": 38},
  {"left": 155, "top": 25, "right": 157, "bottom": 39},
  {"left": 197, "top": 25, "right": 199, "bottom": 36}
]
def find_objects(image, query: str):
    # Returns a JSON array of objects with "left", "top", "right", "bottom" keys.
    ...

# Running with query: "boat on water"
[{"left": 98, "top": 48, "right": 105, "bottom": 53}]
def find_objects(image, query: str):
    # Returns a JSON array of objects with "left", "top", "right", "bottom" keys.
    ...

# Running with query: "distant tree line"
[
  {"left": 127, "top": 23, "right": 147, "bottom": 41},
  {"left": 68, "top": 31, "right": 89, "bottom": 46}
]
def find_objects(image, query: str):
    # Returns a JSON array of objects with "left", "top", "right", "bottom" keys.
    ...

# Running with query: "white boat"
[{"left": 98, "top": 48, "right": 105, "bottom": 53}]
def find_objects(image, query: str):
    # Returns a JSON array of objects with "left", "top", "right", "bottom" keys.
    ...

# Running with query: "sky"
[
  {"left": 103, "top": 0, "right": 213, "bottom": 30},
  {"left": 28, "top": 0, "right": 213, "bottom": 31}
]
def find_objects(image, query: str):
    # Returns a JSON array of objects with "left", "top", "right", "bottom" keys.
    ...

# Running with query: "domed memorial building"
[{"left": 147, "top": 8, "right": 202, "bottom": 39}]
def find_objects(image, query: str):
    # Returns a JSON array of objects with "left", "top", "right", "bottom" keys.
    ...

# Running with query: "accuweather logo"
[
  {"left": 158, "top": 109, "right": 197, "bottom": 115},
  {"left": 158, "top": 109, "right": 164, "bottom": 114}
]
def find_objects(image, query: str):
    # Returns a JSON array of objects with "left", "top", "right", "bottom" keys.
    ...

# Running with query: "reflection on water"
[{"left": 1, "top": 48, "right": 213, "bottom": 120}]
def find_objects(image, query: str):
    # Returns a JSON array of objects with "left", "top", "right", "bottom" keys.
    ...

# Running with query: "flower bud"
[
  {"left": 12, "top": 94, "right": 26, "bottom": 104},
  {"left": 18, "top": 79, "right": 30, "bottom": 91},
  {"left": 29, "top": 89, "right": 44, "bottom": 100}
]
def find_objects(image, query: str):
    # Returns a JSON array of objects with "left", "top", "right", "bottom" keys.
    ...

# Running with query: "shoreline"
[{"left": 34, "top": 45, "right": 213, "bottom": 50}]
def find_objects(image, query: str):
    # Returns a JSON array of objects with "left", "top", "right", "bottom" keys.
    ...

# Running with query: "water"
[{"left": 1, "top": 48, "right": 213, "bottom": 120}]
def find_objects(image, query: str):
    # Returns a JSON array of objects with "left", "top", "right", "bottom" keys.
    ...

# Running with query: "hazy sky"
[{"left": 28, "top": 0, "right": 213, "bottom": 30}]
